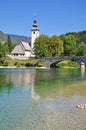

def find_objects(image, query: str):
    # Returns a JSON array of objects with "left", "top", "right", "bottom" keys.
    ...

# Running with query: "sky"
[{"left": 0, "top": 0, "right": 86, "bottom": 37}]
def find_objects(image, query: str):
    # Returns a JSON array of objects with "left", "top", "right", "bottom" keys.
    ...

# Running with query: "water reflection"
[
  {"left": 81, "top": 68, "right": 86, "bottom": 79},
  {"left": 0, "top": 69, "right": 35, "bottom": 93},
  {"left": 34, "top": 68, "right": 86, "bottom": 98},
  {"left": 0, "top": 68, "right": 86, "bottom": 130},
  {"left": 0, "top": 68, "right": 86, "bottom": 99}
]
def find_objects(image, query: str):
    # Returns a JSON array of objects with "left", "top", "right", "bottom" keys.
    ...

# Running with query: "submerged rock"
[{"left": 76, "top": 104, "right": 86, "bottom": 109}]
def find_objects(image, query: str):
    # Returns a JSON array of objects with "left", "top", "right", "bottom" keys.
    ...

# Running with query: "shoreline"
[{"left": 0, "top": 66, "right": 47, "bottom": 69}]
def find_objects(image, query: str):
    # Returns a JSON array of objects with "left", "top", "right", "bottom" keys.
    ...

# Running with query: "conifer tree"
[{"left": 7, "top": 35, "right": 13, "bottom": 52}]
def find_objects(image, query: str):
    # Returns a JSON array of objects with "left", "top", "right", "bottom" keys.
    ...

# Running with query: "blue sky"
[{"left": 0, "top": 0, "right": 86, "bottom": 37}]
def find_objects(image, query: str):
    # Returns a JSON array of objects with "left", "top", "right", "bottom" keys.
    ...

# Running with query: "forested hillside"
[
  {"left": 61, "top": 31, "right": 86, "bottom": 44},
  {"left": 60, "top": 31, "right": 86, "bottom": 56},
  {"left": 0, "top": 30, "right": 30, "bottom": 43},
  {"left": 34, "top": 31, "right": 86, "bottom": 57}
]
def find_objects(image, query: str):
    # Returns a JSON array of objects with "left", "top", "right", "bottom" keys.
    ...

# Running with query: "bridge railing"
[{"left": 40, "top": 56, "right": 86, "bottom": 68}]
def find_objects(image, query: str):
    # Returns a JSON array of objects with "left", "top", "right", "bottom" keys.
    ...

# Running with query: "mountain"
[
  {"left": 0, "top": 31, "right": 7, "bottom": 41},
  {"left": 5, "top": 34, "right": 31, "bottom": 43},
  {"left": 0, "top": 30, "right": 31, "bottom": 43}
]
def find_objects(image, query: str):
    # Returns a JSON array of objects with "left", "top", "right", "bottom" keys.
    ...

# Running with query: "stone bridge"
[{"left": 40, "top": 56, "right": 86, "bottom": 68}]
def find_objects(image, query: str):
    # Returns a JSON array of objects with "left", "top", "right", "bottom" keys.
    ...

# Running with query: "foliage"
[
  {"left": 0, "top": 41, "right": 9, "bottom": 58},
  {"left": 76, "top": 43, "right": 86, "bottom": 56},
  {"left": 61, "top": 31, "right": 86, "bottom": 45},
  {"left": 34, "top": 35, "right": 64, "bottom": 57},
  {"left": 0, "top": 38, "right": 16, "bottom": 59},
  {"left": 3, "top": 59, "right": 43, "bottom": 67},
  {"left": 25, "top": 60, "right": 43, "bottom": 67},
  {"left": 14, "top": 61, "right": 21, "bottom": 67},
  {"left": 61, "top": 34, "right": 77, "bottom": 56},
  {"left": 49, "top": 35, "right": 64, "bottom": 57},
  {"left": 0, "top": 58, "right": 9, "bottom": 66},
  {"left": 57, "top": 60, "right": 80, "bottom": 68},
  {"left": 6, "top": 35, "right": 13, "bottom": 52},
  {"left": 76, "top": 31, "right": 86, "bottom": 44},
  {"left": 34, "top": 35, "right": 50, "bottom": 57}
]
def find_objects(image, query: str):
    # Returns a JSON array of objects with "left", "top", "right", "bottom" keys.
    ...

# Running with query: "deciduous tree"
[
  {"left": 76, "top": 43, "right": 86, "bottom": 56},
  {"left": 34, "top": 35, "right": 50, "bottom": 57},
  {"left": 61, "top": 35, "right": 76, "bottom": 56},
  {"left": 49, "top": 35, "right": 64, "bottom": 57}
]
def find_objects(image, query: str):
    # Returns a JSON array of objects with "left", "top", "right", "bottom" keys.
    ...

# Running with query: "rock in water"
[{"left": 76, "top": 104, "right": 86, "bottom": 109}]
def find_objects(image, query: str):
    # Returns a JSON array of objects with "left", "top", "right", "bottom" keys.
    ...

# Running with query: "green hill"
[
  {"left": 61, "top": 30, "right": 86, "bottom": 44},
  {"left": 0, "top": 30, "right": 30, "bottom": 43},
  {"left": 0, "top": 31, "right": 7, "bottom": 41}
]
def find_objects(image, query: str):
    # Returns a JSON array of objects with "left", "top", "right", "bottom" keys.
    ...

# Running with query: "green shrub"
[
  {"left": 57, "top": 60, "right": 80, "bottom": 68},
  {"left": 36, "top": 60, "right": 43, "bottom": 67},
  {"left": 3, "top": 60, "right": 9, "bottom": 66},
  {"left": 14, "top": 61, "right": 21, "bottom": 67}
]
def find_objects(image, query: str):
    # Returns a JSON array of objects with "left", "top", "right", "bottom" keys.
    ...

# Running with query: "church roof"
[
  {"left": 11, "top": 44, "right": 25, "bottom": 54},
  {"left": 20, "top": 41, "right": 34, "bottom": 53},
  {"left": 20, "top": 41, "right": 31, "bottom": 51},
  {"left": 11, "top": 41, "right": 34, "bottom": 54}
]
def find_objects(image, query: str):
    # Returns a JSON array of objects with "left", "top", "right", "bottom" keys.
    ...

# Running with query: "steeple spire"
[{"left": 31, "top": 17, "right": 39, "bottom": 31}]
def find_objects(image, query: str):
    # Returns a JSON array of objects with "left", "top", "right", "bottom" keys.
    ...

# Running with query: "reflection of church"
[
  {"left": 10, "top": 18, "right": 39, "bottom": 59},
  {"left": 6, "top": 69, "right": 40, "bottom": 102}
]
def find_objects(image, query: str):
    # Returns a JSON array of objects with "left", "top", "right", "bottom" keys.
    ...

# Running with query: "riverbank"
[
  {"left": 0, "top": 58, "right": 43, "bottom": 68},
  {"left": 0, "top": 66, "right": 47, "bottom": 69}
]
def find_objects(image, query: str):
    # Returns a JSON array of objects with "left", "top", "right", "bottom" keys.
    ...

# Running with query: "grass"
[
  {"left": 0, "top": 58, "right": 43, "bottom": 67},
  {"left": 57, "top": 60, "right": 80, "bottom": 68}
]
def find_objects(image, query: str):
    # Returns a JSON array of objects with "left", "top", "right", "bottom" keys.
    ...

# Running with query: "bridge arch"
[
  {"left": 50, "top": 59, "right": 79, "bottom": 68},
  {"left": 40, "top": 56, "right": 86, "bottom": 68},
  {"left": 50, "top": 59, "right": 65, "bottom": 68}
]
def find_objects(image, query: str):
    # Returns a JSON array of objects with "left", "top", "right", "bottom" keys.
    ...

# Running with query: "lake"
[{"left": 0, "top": 68, "right": 86, "bottom": 130}]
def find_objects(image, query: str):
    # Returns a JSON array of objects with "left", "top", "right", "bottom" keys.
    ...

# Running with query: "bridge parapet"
[{"left": 40, "top": 56, "right": 86, "bottom": 68}]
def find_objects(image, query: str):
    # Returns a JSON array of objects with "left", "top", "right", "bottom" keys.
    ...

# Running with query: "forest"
[
  {"left": 0, "top": 30, "right": 86, "bottom": 60},
  {"left": 34, "top": 31, "right": 86, "bottom": 57}
]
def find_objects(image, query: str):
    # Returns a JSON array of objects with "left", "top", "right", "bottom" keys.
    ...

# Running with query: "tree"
[
  {"left": 0, "top": 41, "right": 3, "bottom": 58},
  {"left": 76, "top": 31, "right": 86, "bottom": 44},
  {"left": 76, "top": 43, "right": 86, "bottom": 56},
  {"left": 49, "top": 35, "right": 64, "bottom": 57},
  {"left": 0, "top": 41, "right": 9, "bottom": 58},
  {"left": 61, "top": 35, "right": 76, "bottom": 56},
  {"left": 6, "top": 35, "right": 13, "bottom": 52},
  {"left": 34, "top": 35, "right": 50, "bottom": 57},
  {"left": 2, "top": 43, "right": 9, "bottom": 56}
]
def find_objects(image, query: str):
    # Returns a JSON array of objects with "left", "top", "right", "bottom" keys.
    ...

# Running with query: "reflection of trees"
[
  {"left": 0, "top": 68, "right": 86, "bottom": 99},
  {"left": 34, "top": 69, "right": 86, "bottom": 98},
  {"left": 35, "top": 79, "right": 86, "bottom": 98},
  {"left": 0, "top": 75, "right": 13, "bottom": 95},
  {"left": 34, "top": 68, "right": 81, "bottom": 83}
]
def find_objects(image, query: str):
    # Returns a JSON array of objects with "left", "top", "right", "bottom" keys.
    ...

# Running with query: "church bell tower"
[{"left": 31, "top": 18, "right": 39, "bottom": 49}]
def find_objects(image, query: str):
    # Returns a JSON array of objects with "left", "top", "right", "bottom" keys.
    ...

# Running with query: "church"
[{"left": 10, "top": 18, "right": 39, "bottom": 59}]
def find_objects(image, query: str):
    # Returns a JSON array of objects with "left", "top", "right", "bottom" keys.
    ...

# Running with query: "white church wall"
[{"left": 25, "top": 51, "right": 31, "bottom": 57}]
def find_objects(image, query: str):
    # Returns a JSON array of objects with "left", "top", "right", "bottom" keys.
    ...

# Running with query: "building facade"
[{"left": 10, "top": 18, "right": 39, "bottom": 59}]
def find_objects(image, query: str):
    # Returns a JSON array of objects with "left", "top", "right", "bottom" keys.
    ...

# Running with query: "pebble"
[{"left": 76, "top": 104, "right": 86, "bottom": 109}]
